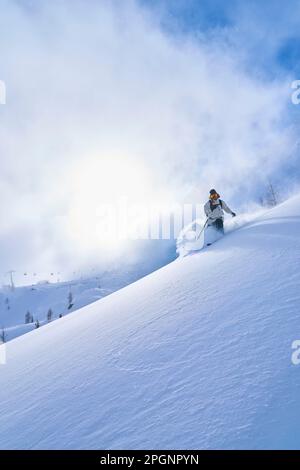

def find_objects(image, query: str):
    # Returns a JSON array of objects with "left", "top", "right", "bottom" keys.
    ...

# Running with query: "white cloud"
[{"left": 0, "top": 0, "right": 297, "bottom": 277}]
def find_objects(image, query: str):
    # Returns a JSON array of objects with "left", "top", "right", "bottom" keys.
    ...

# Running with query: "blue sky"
[
  {"left": 140, "top": 0, "right": 236, "bottom": 32},
  {"left": 140, "top": 0, "right": 300, "bottom": 75}
]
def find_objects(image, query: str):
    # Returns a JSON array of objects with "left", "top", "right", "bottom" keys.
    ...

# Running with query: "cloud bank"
[{"left": 0, "top": 0, "right": 298, "bottom": 281}]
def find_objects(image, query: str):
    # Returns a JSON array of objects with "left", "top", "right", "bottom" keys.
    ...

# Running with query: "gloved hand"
[{"left": 231, "top": 212, "right": 236, "bottom": 217}]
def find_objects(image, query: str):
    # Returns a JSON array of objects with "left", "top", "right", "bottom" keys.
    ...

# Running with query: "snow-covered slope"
[
  {"left": 0, "top": 195, "right": 300, "bottom": 449},
  {"left": 0, "top": 261, "right": 174, "bottom": 342},
  {"left": 0, "top": 278, "right": 105, "bottom": 342}
]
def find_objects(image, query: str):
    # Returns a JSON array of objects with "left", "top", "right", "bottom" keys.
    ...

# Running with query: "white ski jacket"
[{"left": 204, "top": 198, "right": 234, "bottom": 224}]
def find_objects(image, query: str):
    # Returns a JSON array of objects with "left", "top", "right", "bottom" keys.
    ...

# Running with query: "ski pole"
[{"left": 196, "top": 218, "right": 209, "bottom": 241}]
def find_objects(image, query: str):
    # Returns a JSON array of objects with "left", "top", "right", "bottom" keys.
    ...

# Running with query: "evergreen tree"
[
  {"left": 47, "top": 308, "right": 53, "bottom": 322},
  {"left": 68, "top": 292, "right": 74, "bottom": 310},
  {"left": 0, "top": 328, "right": 5, "bottom": 344},
  {"left": 25, "top": 311, "right": 31, "bottom": 324},
  {"left": 266, "top": 181, "right": 278, "bottom": 207}
]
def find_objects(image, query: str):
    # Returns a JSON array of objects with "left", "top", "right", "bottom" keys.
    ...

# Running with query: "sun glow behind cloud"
[{"left": 67, "top": 153, "right": 176, "bottom": 251}]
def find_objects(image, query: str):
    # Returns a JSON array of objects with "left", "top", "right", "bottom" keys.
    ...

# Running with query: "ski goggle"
[{"left": 209, "top": 193, "right": 220, "bottom": 200}]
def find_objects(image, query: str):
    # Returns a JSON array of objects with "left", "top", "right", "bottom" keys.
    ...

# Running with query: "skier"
[{"left": 204, "top": 189, "right": 236, "bottom": 235}]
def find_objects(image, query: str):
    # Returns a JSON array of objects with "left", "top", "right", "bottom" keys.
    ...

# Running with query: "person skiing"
[{"left": 204, "top": 189, "right": 236, "bottom": 235}]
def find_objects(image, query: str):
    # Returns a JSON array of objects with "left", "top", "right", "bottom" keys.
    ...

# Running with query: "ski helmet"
[{"left": 209, "top": 189, "right": 220, "bottom": 199}]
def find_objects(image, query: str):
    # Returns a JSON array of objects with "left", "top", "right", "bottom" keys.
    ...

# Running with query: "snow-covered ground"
[
  {"left": 0, "top": 260, "right": 174, "bottom": 342},
  {"left": 0, "top": 278, "right": 106, "bottom": 342},
  {"left": 0, "top": 195, "right": 300, "bottom": 449}
]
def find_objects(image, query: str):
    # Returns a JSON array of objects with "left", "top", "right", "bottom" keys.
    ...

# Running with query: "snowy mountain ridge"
[{"left": 0, "top": 258, "right": 174, "bottom": 342}]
